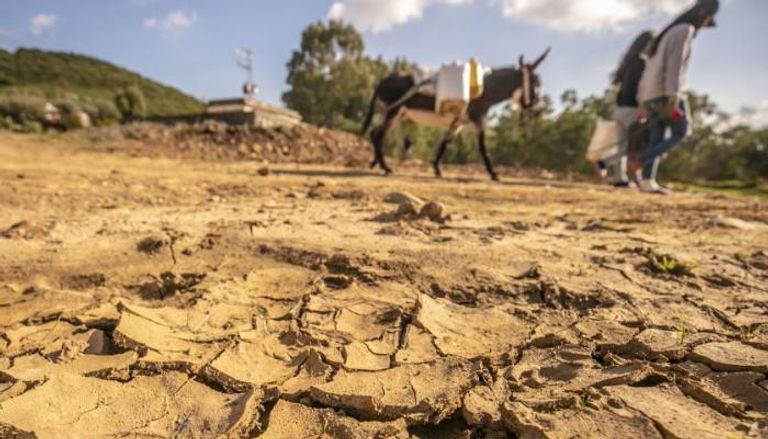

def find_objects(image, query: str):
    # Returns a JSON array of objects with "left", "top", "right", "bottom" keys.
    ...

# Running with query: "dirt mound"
[{"left": 86, "top": 121, "right": 372, "bottom": 166}]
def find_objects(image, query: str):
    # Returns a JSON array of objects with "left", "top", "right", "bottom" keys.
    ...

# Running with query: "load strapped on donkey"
[
  {"left": 435, "top": 59, "right": 488, "bottom": 119},
  {"left": 383, "top": 59, "right": 490, "bottom": 129},
  {"left": 362, "top": 49, "right": 550, "bottom": 181}
]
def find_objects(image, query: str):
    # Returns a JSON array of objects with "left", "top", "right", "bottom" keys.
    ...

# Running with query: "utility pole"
[{"left": 235, "top": 48, "right": 259, "bottom": 99}]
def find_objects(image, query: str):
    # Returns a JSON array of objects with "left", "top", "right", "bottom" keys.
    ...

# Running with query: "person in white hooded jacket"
[{"left": 636, "top": 0, "right": 720, "bottom": 194}]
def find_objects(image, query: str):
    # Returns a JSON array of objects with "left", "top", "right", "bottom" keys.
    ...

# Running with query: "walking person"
[
  {"left": 606, "top": 30, "right": 656, "bottom": 187},
  {"left": 636, "top": 0, "right": 720, "bottom": 194}
]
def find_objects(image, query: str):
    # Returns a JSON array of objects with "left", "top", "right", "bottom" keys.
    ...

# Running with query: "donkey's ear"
[
  {"left": 532, "top": 47, "right": 551, "bottom": 70},
  {"left": 518, "top": 55, "right": 525, "bottom": 67}
]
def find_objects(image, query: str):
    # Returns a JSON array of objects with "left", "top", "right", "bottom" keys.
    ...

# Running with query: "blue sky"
[{"left": 1, "top": 0, "right": 766, "bottom": 125}]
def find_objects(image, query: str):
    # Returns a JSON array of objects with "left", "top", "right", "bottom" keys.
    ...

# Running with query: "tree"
[
  {"left": 283, "top": 21, "right": 388, "bottom": 129},
  {"left": 490, "top": 90, "right": 599, "bottom": 174},
  {"left": 115, "top": 85, "right": 146, "bottom": 122}
]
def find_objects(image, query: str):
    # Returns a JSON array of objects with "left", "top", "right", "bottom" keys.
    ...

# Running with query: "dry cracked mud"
[{"left": 1, "top": 131, "right": 768, "bottom": 438}]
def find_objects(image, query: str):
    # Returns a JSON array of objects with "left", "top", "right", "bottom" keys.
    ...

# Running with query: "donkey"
[{"left": 362, "top": 49, "right": 550, "bottom": 181}]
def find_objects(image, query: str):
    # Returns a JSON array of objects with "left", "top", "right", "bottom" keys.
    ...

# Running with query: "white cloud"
[
  {"left": 732, "top": 100, "right": 768, "bottom": 130},
  {"left": 328, "top": 0, "right": 693, "bottom": 33},
  {"left": 29, "top": 13, "right": 58, "bottom": 37},
  {"left": 500, "top": 0, "right": 690, "bottom": 32},
  {"left": 707, "top": 100, "right": 768, "bottom": 133},
  {"left": 328, "top": 0, "right": 470, "bottom": 33},
  {"left": 144, "top": 10, "right": 197, "bottom": 39}
]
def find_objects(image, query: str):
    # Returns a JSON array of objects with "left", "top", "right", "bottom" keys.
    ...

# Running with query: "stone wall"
[{"left": 150, "top": 98, "right": 302, "bottom": 128}]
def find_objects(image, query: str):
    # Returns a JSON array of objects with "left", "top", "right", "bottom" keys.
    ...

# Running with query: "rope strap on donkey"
[{"left": 384, "top": 79, "right": 434, "bottom": 114}]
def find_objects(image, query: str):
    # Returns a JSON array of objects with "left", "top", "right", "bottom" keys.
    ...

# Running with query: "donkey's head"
[{"left": 513, "top": 48, "right": 550, "bottom": 117}]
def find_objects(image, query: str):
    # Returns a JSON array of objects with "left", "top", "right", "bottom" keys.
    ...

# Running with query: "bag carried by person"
[{"left": 586, "top": 119, "right": 622, "bottom": 163}]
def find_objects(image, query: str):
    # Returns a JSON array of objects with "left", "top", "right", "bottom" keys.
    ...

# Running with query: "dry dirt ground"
[{"left": 1, "top": 131, "right": 768, "bottom": 439}]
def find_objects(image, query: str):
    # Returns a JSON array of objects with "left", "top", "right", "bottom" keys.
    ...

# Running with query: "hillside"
[{"left": 0, "top": 48, "right": 202, "bottom": 117}]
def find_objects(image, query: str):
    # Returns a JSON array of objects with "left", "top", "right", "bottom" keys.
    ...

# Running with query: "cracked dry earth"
[{"left": 1, "top": 132, "right": 768, "bottom": 439}]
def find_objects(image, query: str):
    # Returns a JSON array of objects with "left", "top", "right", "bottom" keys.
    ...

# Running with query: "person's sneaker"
[
  {"left": 638, "top": 179, "right": 670, "bottom": 195},
  {"left": 612, "top": 181, "right": 637, "bottom": 189},
  {"left": 593, "top": 162, "right": 608, "bottom": 181}
]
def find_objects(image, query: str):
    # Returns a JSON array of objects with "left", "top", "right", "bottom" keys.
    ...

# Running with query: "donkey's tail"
[{"left": 361, "top": 87, "right": 378, "bottom": 136}]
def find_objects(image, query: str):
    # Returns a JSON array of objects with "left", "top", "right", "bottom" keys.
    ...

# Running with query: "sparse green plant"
[
  {"left": 660, "top": 256, "right": 677, "bottom": 272},
  {"left": 578, "top": 393, "right": 589, "bottom": 410},
  {"left": 677, "top": 314, "right": 688, "bottom": 345},
  {"left": 648, "top": 254, "right": 695, "bottom": 277}
]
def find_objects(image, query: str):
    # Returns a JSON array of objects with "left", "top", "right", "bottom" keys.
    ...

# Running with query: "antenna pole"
[{"left": 236, "top": 48, "right": 258, "bottom": 99}]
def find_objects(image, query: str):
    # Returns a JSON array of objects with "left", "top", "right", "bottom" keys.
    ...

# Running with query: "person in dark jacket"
[
  {"left": 604, "top": 30, "right": 656, "bottom": 187},
  {"left": 636, "top": 0, "right": 720, "bottom": 194}
]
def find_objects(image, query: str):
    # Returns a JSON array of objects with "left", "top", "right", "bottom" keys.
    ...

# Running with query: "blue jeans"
[{"left": 641, "top": 97, "right": 689, "bottom": 180}]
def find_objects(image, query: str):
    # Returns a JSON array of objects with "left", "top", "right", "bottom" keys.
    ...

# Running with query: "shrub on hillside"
[
  {"left": 0, "top": 93, "right": 47, "bottom": 124},
  {"left": 21, "top": 120, "right": 43, "bottom": 134},
  {"left": 0, "top": 115, "right": 14, "bottom": 130},
  {"left": 53, "top": 98, "right": 86, "bottom": 130},
  {"left": 115, "top": 86, "right": 147, "bottom": 122},
  {"left": 0, "top": 91, "right": 123, "bottom": 132},
  {"left": 90, "top": 100, "right": 121, "bottom": 126}
]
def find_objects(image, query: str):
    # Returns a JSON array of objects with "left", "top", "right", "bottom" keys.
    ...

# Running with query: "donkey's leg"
[
  {"left": 475, "top": 123, "right": 499, "bottom": 181},
  {"left": 369, "top": 123, "right": 390, "bottom": 170},
  {"left": 433, "top": 137, "right": 451, "bottom": 178},
  {"left": 434, "top": 122, "right": 462, "bottom": 178},
  {"left": 369, "top": 125, "right": 382, "bottom": 169},
  {"left": 372, "top": 110, "right": 398, "bottom": 175}
]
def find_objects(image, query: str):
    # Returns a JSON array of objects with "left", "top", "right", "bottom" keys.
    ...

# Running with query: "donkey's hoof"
[
  {"left": 490, "top": 173, "right": 500, "bottom": 182},
  {"left": 383, "top": 168, "right": 393, "bottom": 176},
  {"left": 369, "top": 160, "right": 378, "bottom": 169}
]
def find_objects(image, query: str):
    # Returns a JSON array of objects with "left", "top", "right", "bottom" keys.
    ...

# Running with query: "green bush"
[
  {"left": 0, "top": 93, "right": 46, "bottom": 124},
  {"left": 90, "top": 100, "right": 120, "bottom": 126},
  {"left": 0, "top": 115, "right": 15, "bottom": 130},
  {"left": 53, "top": 98, "right": 86, "bottom": 130},
  {"left": 115, "top": 86, "right": 147, "bottom": 122},
  {"left": 21, "top": 120, "right": 43, "bottom": 133}
]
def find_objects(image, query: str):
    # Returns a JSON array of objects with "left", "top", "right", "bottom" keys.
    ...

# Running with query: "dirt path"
[{"left": 1, "top": 132, "right": 767, "bottom": 438}]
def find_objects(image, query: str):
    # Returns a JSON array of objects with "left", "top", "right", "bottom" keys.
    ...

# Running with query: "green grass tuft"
[{"left": 649, "top": 254, "right": 695, "bottom": 277}]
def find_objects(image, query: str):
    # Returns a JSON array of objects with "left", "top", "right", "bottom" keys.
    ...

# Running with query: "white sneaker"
[{"left": 638, "top": 179, "right": 670, "bottom": 195}]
